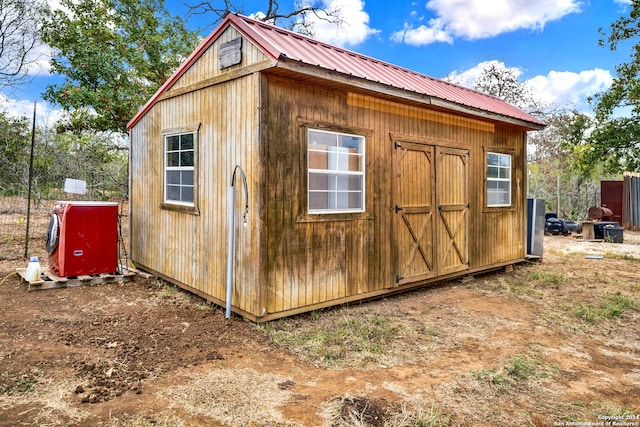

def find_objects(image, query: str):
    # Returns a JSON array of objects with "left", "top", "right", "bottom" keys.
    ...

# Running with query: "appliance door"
[{"left": 46, "top": 213, "right": 60, "bottom": 255}]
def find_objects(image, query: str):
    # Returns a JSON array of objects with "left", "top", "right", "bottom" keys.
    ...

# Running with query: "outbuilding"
[{"left": 127, "top": 13, "right": 545, "bottom": 321}]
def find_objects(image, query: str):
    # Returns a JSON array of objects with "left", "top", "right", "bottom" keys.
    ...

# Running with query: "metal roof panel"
[{"left": 128, "top": 13, "right": 545, "bottom": 130}]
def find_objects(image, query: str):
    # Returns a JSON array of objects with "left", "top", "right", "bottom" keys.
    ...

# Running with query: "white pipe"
[
  {"left": 226, "top": 185, "right": 235, "bottom": 319},
  {"left": 226, "top": 165, "right": 249, "bottom": 320}
]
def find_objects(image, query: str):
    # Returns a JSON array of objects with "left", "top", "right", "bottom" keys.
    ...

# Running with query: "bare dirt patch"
[{"left": 1, "top": 203, "right": 639, "bottom": 426}]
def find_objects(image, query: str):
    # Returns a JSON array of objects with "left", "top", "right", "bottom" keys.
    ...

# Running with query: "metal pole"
[{"left": 24, "top": 101, "right": 37, "bottom": 259}]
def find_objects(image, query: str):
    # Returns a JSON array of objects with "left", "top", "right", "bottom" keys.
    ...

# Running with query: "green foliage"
[
  {"left": 41, "top": 0, "right": 200, "bottom": 133},
  {"left": 0, "top": 112, "right": 32, "bottom": 196},
  {"left": 260, "top": 311, "right": 401, "bottom": 367},
  {"left": 0, "top": 110, "right": 129, "bottom": 199},
  {"left": 0, "top": 369, "right": 42, "bottom": 395},
  {"left": 525, "top": 271, "right": 565, "bottom": 289},
  {"left": 587, "top": 3, "right": 640, "bottom": 174},
  {"left": 471, "top": 354, "right": 552, "bottom": 392},
  {"left": 527, "top": 110, "right": 619, "bottom": 218},
  {"left": 572, "top": 291, "right": 635, "bottom": 323}
]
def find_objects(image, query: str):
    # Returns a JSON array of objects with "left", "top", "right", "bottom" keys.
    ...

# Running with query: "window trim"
[
  {"left": 485, "top": 150, "right": 513, "bottom": 208},
  {"left": 161, "top": 124, "right": 200, "bottom": 215}
]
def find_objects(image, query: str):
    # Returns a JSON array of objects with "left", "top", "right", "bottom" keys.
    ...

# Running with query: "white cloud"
[
  {"left": 446, "top": 60, "right": 613, "bottom": 111},
  {"left": 390, "top": 19, "right": 453, "bottom": 45},
  {"left": 527, "top": 68, "right": 613, "bottom": 109},
  {"left": 0, "top": 93, "right": 64, "bottom": 126},
  {"left": 304, "top": 0, "right": 380, "bottom": 47},
  {"left": 392, "top": 0, "right": 582, "bottom": 46},
  {"left": 446, "top": 60, "right": 523, "bottom": 87}
]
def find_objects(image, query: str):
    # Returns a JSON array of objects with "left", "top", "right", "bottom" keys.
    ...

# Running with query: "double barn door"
[{"left": 394, "top": 141, "right": 469, "bottom": 285}]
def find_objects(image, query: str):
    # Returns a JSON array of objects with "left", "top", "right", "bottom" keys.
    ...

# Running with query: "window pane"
[
  {"left": 166, "top": 185, "right": 180, "bottom": 201},
  {"left": 167, "top": 135, "right": 180, "bottom": 151},
  {"left": 339, "top": 135, "right": 362, "bottom": 151},
  {"left": 349, "top": 194, "right": 363, "bottom": 209},
  {"left": 167, "top": 152, "right": 180, "bottom": 167},
  {"left": 182, "top": 186, "right": 194, "bottom": 203},
  {"left": 309, "top": 130, "right": 336, "bottom": 148},
  {"left": 167, "top": 170, "right": 181, "bottom": 185},
  {"left": 348, "top": 175, "right": 363, "bottom": 191},
  {"left": 328, "top": 147, "right": 349, "bottom": 171},
  {"left": 499, "top": 167, "right": 511, "bottom": 179},
  {"left": 308, "top": 148, "right": 328, "bottom": 169},
  {"left": 497, "top": 180, "right": 510, "bottom": 192},
  {"left": 181, "top": 151, "right": 194, "bottom": 167},
  {"left": 499, "top": 155, "right": 511, "bottom": 167},
  {"left": 309, "top": 173, "right": 328, "bottom": 191},
  {"left": 181, "top": 134, "right": 193, "bottom": 150},
  {"left": 182, "top": 171, "right": 194, "bottom": 186},
  {"left": 487, "top": 153, "right": 499, "bottom": 166},
  {"left": 487, "top": 166, "right": 499, "bottom": 179},
  {"left": 309, "top": 192, "right": 328, "bottom": 210}
]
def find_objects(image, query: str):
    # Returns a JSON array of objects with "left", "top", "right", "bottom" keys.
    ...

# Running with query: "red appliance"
[{"left": 46, "top": 201, "right": 119, "bottom": 277}]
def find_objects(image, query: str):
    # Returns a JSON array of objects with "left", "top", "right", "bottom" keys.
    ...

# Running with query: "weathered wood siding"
[
  {"left": 130, "top": 29, "right": 529, "bottom": 320},
  {"left": 129, "top": 30, "right": 264, "bottom": 317},
  {"left": 260, "top": 76, "right": 527, "bottom": 317}
]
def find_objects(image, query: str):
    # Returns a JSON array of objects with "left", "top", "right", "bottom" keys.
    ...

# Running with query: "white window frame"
[
  {"left": 307, "top": 129, "right": 365, "bottom": 214},
  {"left": 164, "top": 131, "right": 196, "bottom": 206},
  {"left": 486, "top": 152, "right": 512, "bottom": 207}
]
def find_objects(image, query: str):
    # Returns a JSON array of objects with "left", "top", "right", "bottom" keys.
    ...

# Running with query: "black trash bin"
[{"left": 604, "top": 225, "right": 624, "bottom": 243}]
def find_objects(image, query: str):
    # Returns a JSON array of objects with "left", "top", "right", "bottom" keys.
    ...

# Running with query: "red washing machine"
[{"left": 46, "top": 201, "right": 119, "bottom": 277}]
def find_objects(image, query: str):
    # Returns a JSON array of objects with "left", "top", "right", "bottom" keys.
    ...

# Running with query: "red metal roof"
[{"left": 128, "top": 13, "right": 545, "bottom": 130}]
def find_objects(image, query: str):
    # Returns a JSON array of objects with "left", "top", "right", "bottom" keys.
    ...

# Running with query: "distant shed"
[{"left": 127, "top": 13, "right": 545, "bottom": 321}]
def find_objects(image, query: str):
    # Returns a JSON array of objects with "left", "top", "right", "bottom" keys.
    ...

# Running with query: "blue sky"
[{"left": 1, "top": 0, "right": 634, "bottom": 124}]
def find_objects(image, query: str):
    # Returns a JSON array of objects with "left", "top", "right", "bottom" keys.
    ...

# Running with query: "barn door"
[
  {"left": 393, "top": 141, "right": 436, "bottom": 285},
  {"left": 436, "top": 147, "right": 469, "bottom": 275}
]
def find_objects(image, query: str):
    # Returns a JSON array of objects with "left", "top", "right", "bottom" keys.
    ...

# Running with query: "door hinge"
[
  {"left": 394, "top": 141, "right": 402, "bottom": 149},
  {"left": 395, "top": 275, "right": 404, "bottom": 283},
  {"left": 395, "top": 205, "right": 403, "bottom": 213}
]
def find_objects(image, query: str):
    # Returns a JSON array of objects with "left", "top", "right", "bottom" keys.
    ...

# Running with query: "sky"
[{"left": 1, "top": 0, "right": 635, "bottom": 125}]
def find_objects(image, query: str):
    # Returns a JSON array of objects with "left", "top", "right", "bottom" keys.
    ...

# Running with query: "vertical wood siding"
[
  {"left": 129, "top": 32, "right": 263, "bottom": 316},
  {"left": 261, "top": 78, "right": 527, "bottom": 317},
  {"left": 131, "top": 33, "right": 530, "bottom": 320}
]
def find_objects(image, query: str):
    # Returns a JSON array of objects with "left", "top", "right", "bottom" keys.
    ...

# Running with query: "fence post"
[{"left": 24, "top": 101, "right": 36, "bottom": 259}]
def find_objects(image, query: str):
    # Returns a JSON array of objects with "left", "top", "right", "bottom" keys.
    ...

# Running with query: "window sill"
[
  {"left": 483, "top": 205, "right": 516, "bottom": 213},
  {"left": 161, "top": 202, "right": 200, "bottom": 215},
  {"left": 297, "top": 212, "right": 373, "bottom": 223}
]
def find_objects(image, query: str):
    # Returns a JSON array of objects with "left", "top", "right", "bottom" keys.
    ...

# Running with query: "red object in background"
[{"left": 47, "top": 201, "right": 119, "bottom": 277}]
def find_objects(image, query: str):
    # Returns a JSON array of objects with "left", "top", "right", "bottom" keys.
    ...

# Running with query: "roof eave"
[{"left": 274, "top": 59, "right": 546, "bottom": 131}]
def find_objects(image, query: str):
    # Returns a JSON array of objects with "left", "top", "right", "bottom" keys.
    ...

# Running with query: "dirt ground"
[{"left": 1, "top": 204, "right": 639, "bottom": 426}]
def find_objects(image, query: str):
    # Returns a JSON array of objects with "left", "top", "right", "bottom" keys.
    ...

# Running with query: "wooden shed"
[{"left": 127, "top": 13, "right": 545, "bottom": 321}]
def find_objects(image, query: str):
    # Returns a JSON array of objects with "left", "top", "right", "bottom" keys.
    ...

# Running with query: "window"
[
  {"left": 307, "top": 129, "right": 365, "bottom": 214},
  {"left": 486, "top": 152, "right": 511, "bottom": 207},
  {"left": 164, "top": 132, "right": 195, "bottom": 205}
]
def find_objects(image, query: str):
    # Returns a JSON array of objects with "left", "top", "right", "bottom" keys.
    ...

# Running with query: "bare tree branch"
[
  {"left": 184, "top": 0, "right": 343, "bottom": 36},
  {"left": 0, "top": 0, "right": 48, "bottom": 89}
]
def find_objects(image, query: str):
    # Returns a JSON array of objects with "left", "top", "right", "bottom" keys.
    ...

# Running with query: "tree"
[
  {"left": 527, "top": 110, "right": 609, "bottom": 218},
  {"left": 0, "top": 111, "right": 32, "bottom": 196},
  {"left": 473, "top": 62, "right": 536, "bottom": 110},
  {"left": 588, "top": 1, "right": 640, "bottom": 174},
  {"left": 0, "top": 0, "right": 48, "bottom": 89},
  {"left": 186, "top": 0, "right": 343, "bottom": 35},
  {"left": 41, "top": 0, "right": 200, "bottom": 134}
]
